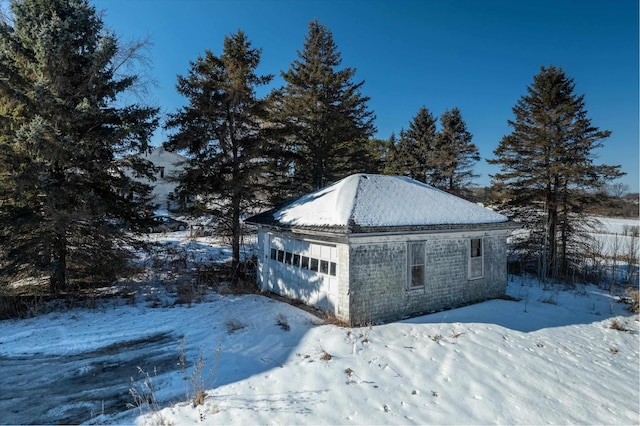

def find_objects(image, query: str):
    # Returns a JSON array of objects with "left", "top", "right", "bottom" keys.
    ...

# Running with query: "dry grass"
[
  {"left": 625, "top": 288, "right": 639, "bottom": 313},
  {"left": 276, "top": 313, "right": 290, "bottom": 331},
  {"left": 609, "top": 319, "right": 631, "bottom": 332}
]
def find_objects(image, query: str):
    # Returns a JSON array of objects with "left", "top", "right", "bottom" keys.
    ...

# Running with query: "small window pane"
[
  {"left": 277, "top": 250, "right": 284, "bottom": 262},
  {"left": 301, "top": 256, "right": 310, "bottom": 269},
  {"left": 471, "top": 238, "right": 482, "bottom": 257},
  {"left": 270, "top": 248, "right": 277, "bottom": 260},
  {"left": 320, "top": 260, "right": 329, "bottom": 274},
  {"left": 411, "top": 265, "right": 424, "bottom": 288},
  {"left": 330, "top": 262, "right": 337, "bottom": 276},
  {"left": 293, "top": 254, "right": 301, "bottom": 267},
  {"left": 310, "top": 258, "right": 319, "bottom": 272},
  {"left": 411, "top": 243, "right": 425, "bottom": 264},
  {"left": 285, "top": 251, "right": 293, "bottom": 264},
  {"left": 409, "top": 242, "right": 425, "bottom": 288}
]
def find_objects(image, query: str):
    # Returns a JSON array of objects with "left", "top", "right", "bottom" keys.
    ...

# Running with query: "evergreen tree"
[
  {"left": 437, "top": 107, "right": 479, "bottom": 196},
  {"left": 0, "top": 0, "right": 158, "bottom": 293},
  {"left": 385, "top": 106, "right": 480, "bottom": 195},
  {"left": 385, "top": 106, "right": 438, "bottom": 184},
  {"left": 164, "top": 30, "right": 272, "bottom": 274},
  {"left": 274, "top": 19, "right": 376, "bottom": 194},
  {"left": 383, "top": 132, "right": 401, "bottom": 175},
  {"left": 489, "top": 65, "right": 623, "bottom": 280}
]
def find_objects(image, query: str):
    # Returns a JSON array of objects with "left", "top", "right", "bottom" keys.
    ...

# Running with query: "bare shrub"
[
  {"left": 609, "top": 319, "right": 633, "bottom": 333},
  {"left": 178, "top": 338, "right": 222, "bottom": 409},
  {"left": 127, "top": 367, "right": 172, "bottom": 425},
  {"left": 191, "top": 348, "right": 207, "bottom": 407},
  {"left": 625, "top": 288, "right": 639, "bottom": 313},
  {"left": 429, "top": 334, "right": 443, "bottom": 343},
  {"left": 276, "top": 313, "right": 290, "bottom": 331},
  {"left": 318, "top": 344, "right": 332, "bottom": 361},
  {"left": 175, "top": 282, "right": 206, "bottom": 307}
]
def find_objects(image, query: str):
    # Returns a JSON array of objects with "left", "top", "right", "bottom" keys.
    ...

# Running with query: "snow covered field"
[{"left": 0, "top": 222, "right": 638, "bottom": 425}]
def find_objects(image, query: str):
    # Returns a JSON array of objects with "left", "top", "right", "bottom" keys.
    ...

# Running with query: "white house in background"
[
  {"left": 136, "top": 145, "right": 187, "bottom": 211},
  {"left": 246, "top": 174, "right": 516, "bottom": 326}
]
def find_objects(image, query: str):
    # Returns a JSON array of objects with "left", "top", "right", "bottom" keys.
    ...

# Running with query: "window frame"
[
  {"left": 468, "top": 238, "right": 484, "bottom": 280},
  {"left": 408, "top": 241, "right": 426, "bottom": 289},
  {"left": 268, "top": 242, "right": 338, "bottom": 277}
]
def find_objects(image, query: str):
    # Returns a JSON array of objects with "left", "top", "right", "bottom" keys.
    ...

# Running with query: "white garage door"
[{"left": 265, "top": 235, "right": 339, "bottom": 314}]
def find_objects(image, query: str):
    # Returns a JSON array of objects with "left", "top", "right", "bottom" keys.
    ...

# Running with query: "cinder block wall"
[{"left": 347, "top": 232, "right": 508, "bottom": 325}]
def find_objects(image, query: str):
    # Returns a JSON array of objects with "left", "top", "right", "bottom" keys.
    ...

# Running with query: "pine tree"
[
  {"left": 0, "top": 0, "right": 158, "bottom": 293},
  {"left": 384, "top": 106, "right": 438, "bottom": 184},
  {"left": 164, "top": 30, "right": 272, "bottom": 274},
  {"left": 489, "top": 65, "right": 623, "bottom": 280},
  {"left": 437, "top": 107, "right": 479, "bottom": 196},
  {"left": 273, "top": 19, "right": 376, "bottom": 194}
]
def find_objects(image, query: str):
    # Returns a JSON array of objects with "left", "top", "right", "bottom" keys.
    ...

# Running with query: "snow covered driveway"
[{"left": 0, "top": 330, "right": 176, "bottom": 424}]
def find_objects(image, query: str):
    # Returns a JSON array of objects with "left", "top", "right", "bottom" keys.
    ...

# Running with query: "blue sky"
[{"left": 90, "top": 0, "right": 639, "bottom": 192}]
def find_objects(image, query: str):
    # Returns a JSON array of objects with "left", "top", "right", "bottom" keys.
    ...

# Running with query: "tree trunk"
[
  {"left": 545, "top": 187, "right": 559, "bottom": 280},
  {"left": 50, "top": 228, "right": 67, "bottom": 294}
]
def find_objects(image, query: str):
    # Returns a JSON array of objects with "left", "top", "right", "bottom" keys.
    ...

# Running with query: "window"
[
  {"left": 158, "top": 167, "right": 165, "bottom": 178},
  {"left": 408, "top": 242, "right": 425, "bottom": 288},
  {"left": 469, "top": 238, "right": 483, "bottom": 279},
  {"left": 329, "top": 262, "right": 337, "bottom": 276},
  {"left": 268, "top": 243, "right": 338, "bottom": 276},
  {"left": 320, "top": 260, "right": 329, "bottom": 274},
  {"left": 310, "top": 258, "right": 319, "bottom": 272}
]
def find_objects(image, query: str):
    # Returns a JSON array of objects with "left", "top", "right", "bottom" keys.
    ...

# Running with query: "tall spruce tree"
[
  {"left": 385, "top": 106, "right": 438, "bottom": 184},
  {"left": 0, "top": 0, "right": 158, "bottom": 293},
  {"left": 164, "top": 31, "right": 272, "bottom": 274},
  {"left": 385, "top": 106, "right": 479, "bottom": 195},
  {"left": 437, "top": 107, "right": 479, "bottom": 196},
  {"left": 489, "top": 65, "right": 623, "bottom": 280},
  {"left": 273, "top": 19, "right": 376, "bottom": 194}
]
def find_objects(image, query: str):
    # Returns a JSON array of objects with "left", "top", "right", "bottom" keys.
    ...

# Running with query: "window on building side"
[
  {"left": 469, "top": 238, "right": 484, "bottom": 279},
  {"left": 301, "top": 256, "right": 310, "bottom": 269},
  {"left": 329, "top": 262, "right": 337, "bottom": 276},
  {"left": 310, "top": 258, "right": 319, "bottom": 272},
  {"left": 408, "top": 242, "right": 425, "bottom": 289}
]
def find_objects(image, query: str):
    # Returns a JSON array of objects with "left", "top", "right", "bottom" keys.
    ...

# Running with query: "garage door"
[{"left": 265, "top": 235, "right": 339, "bottom": 314}]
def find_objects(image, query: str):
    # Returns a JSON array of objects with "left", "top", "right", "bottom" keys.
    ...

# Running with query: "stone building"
[{"left": 246, "top": 174, "right": 515, "bottom": 325}]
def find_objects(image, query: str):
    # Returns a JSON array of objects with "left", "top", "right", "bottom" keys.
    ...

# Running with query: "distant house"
[
  {"left": 246, "top": 174, "right": 515, "bottom": 325},
  {"left": 135, "top": 145, "right": 187, "bottom": 211}
]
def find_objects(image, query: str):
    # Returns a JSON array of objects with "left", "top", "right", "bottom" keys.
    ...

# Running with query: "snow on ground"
[
  {"left": 0, "top": 229, "right": 638, "bottom": 425},
  {"left": 589, "top": 217, "right": 639, "bottom": 258}
]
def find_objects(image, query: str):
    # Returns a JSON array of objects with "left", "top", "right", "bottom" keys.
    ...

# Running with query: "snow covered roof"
[{"left": 250, "top": 174, "right": 508, "bottom": 231}]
